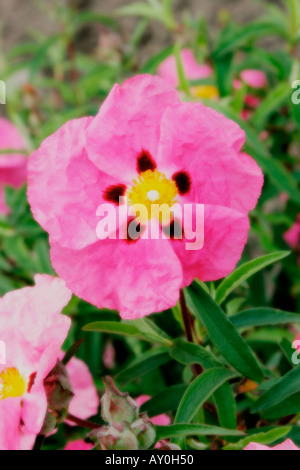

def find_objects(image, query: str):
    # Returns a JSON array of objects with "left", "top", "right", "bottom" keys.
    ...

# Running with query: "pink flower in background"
[
  {"left": 157, "top": 49, "right": 213, "bottom": 88},
  {"left": 0, "top": 117, "right": 27, "bottom": 215},
  {"left": 0, "top": 275, "right": 71, "bottom": 450},
  {"left": 240, "top": 69, "right": 268, "bottom": 89},
  {"left": 244, "top": 439, "right": 299, "bottom": 451},
  {"left": 65, "top": 439, "right": 94, "bottom": 450},
  {"left": 284, "top": 215, "right": 300, "bottom": 260},
  {"left": 135, "top": 395, "right": 171, "bottom": 426},
  {"left": 28, "top": 74, "right": 263, "bottom": 319},
  {"left": 64, "top": 355, "right": 99, "bottom": 423}
]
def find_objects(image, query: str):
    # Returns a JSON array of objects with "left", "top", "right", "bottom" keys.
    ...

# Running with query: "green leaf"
[
  {"left": 115, "top": 347, "right": 170, "bottom": 386},
  {"left": 213, "top": 20, "right": 287, "bottom": 58},
  {"left": 231, "top": 308, "right": 300, "bottom": 329},
  {"left": 140, "top": 384, "right": 188, "bottom": 417},
  {"left": 117, "top": 3, "right": 162, "bottom": 22},
  {"left": 156, "top": 424, "right": 244, "bottom": 440},
  {"left": 83, "top": 320, "right": 171, "bottom": 345},
  {"left": 83, "top": 321, "right": 141, "bottom": 337},
  {"left": 170, "top": 340, "right": 237, "bottom": 429},
  {"left": 170, "top": 339, "right": 220, "bottom": 369},
  {"left": 252, "top": 367, "right": 300, "bottom": 413},
  {"left": 251, "top": 83, "right": 292, "bottom": 131},
  {"left": 187, "top": 283, "right": 264, "bottom": 382},
  {"left": 224, "top": 427, "right": 291, "bottom": 450},
  {"left": 175, "top": 368, "right": 239, "bottom": 424},
  {"left": 216, "top": 252, "right": 290, "bottom": 305}
]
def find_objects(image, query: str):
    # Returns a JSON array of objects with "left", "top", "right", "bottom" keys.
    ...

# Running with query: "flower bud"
[
  {"left": 101, "top": 376, "right": 138, "bottom": 424},
  {"left": 89, "top": 423, "right": 138, "bottom": 450},
  {"left": 131, "top": 413, "right": 156, "bottom": 450},
  {"left": 158, "top": 440, "right": 181, "bottom": 450},
  {"left": 44, "top": 360, "right": 74, "bottom": 411}
]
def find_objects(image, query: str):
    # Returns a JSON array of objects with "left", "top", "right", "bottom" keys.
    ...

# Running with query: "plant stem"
[
  {"left": 66, "top": 413, "right": 100, "bottom": 430},
  {"left": 179, "top": 289, "right": 203, "bottom": 376}
]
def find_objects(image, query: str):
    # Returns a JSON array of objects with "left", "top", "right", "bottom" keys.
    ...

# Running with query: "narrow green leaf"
[
  {"left": 170, "top": 340, "right": 237, "bottom": 429},
  {"left": 175, "top": 368, "right": 239, "bottom": 424},
  {"left": 216, "top": 252, "right": 290, "bottom": 305},
  {"left": 188, "top": 283, "right": 264, "bottom": 382},
  {"left": 252, "top": 367, "right": 300, "bottom": 413},
  {"left": 251, "top": 83, "right": 291, "bottom": 130},
  {"left": 156, "top": 424, "right": 244, "bottom": 440},
  {"left": 224, "top": 427, "right": 291, "bottom": 450},
  {"left": 231, "top": 308, "right": 300, "bottom": 329},
  {"left": 140, "top": 384, "right": 188, "bottom": 417},
  {"left": 116, "top": 348, "right": 170, "bottom": 386},
  {"left": 83, "top": 321, "right": 140, "bottom": 337}
]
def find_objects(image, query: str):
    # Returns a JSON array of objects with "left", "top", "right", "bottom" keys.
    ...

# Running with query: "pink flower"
[
  {"left": 135, "top": 395, "right": 171, "bottom": 426},
  {"left": 0, "top": 275, "right": 71, "bottom": 450},
  {"left": 65, "top": 439, "right": 94, "bottom": 450},
  {"left": 28, "top": 74, "right": 263, "bottom": 319},
  {"left": 240, "top": 69, "right": 268, "bottom": 89},
  {"left": 244, "top": 439, "right": 299, "bottom": 451},
  {"left": 64, "top": 355, "right": 99, "bottom": 423},
  {"left": 0, "top": 117, "right": 27, "bottom": 215},
  {"left": 284, "top": 215, "right": 300, "bottom": 251},
  {"left": 157, "top": 49, "right": 213, "bottom": 88}
]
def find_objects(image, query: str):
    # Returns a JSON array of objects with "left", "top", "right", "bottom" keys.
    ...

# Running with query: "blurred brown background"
[{"left": 0, "top": 0, "right": 266, "bottom": 55}]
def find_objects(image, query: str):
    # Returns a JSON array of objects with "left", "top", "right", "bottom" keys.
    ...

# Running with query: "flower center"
[
  {"left": 127, "top": 169, "right": 178, "bottom": 221},
  {"left": 191, "top": 85, "right": 219, "bottom": 100},
  {"left": 0, "top": 367, "right": 27, "bottom": 400}
]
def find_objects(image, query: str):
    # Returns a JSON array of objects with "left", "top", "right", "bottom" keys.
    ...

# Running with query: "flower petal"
[
  {"left": 86, "top": 75, "right": 180, "bottom": 182},
  {"left": 51, "top": 236, "right": 183, "bottom": 319}
]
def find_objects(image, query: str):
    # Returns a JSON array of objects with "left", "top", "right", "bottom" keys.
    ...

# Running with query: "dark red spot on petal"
[
  {"left": 27, "top": 372, "right": 37, "bottom": 393},
  {"left": 162, "top": 219, "right": 183, "bottom": 240},
  {"left": 172, "top": 171, "right": 191, "bottom": 195},
  {"left": 126, "top": 217, "right": 145, "bottom": 243},
  {"left": 103, "top": 184, "right": 127, "bottom": 205},
  {"left": 137, "top": 150, "right": 157, "bottom": 173}
]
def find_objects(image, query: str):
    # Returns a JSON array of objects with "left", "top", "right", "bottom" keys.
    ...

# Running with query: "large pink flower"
[
  {"left": 135, "top": 395, "right": 170, "bottom": 426},
  {"left": 157, "top": 49, "right": 213, "bottom": 88},
  {"left": 244, "top": 439, "right": 299, "bottom": 451},
  {"left": 0, "top": 275, "right": 71, "bottom": 450},
  {"left": 64, "top": 355, "right": 99, "bottom": 422},
  {"left": 0, "top": 117, "right": 27, "bottom": 214},
  {"left": 28, "top": 74, "right": 263, "bottom": 319}
]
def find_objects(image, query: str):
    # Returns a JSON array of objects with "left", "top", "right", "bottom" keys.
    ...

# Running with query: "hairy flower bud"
[
  {"left": 101, "top": 376, "right": 138, "bottom": 424},
  {"left": 89, "top": 423, "right": 138, "bottom": 450},
  {"left": 131, "top": 413, "right": 156, "bottom": 450},
  {"left": 44, "top": 360, "right": 74, "bottom": 411},
  {"left": 158, "top": 440, "right": 181, "bottom": 450}
]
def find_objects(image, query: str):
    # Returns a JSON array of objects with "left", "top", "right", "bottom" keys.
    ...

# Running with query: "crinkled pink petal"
[
  {"left": 63, "top": 355, "right": 99, "bottom": 422},
  {"left": 135, "top": 395, "right": 171, "bottom": 426},
  {"left": 28, "top": 117, "right": 119, "bottom": 250},
  {"left": 65, "top": 439, "right": 94, "bottom": 450},
  {"left": 244, "top": 439, "right": 299, "bottom": 450},
  {"left": 0, "top": 275, "right": 71, "bottom": 449},
  {"left": 85, "top": 75, "right": 180, "bottom": 181},
  {"left": 240, "top": 69, "right": 267, "bottom": 89},
  {"left": 158, "top": 102, "right": 263, "bottom": 215},
  {"left": 157, "top": 49, "right": 213, "bottom": 88},
  {"left": 172, "top": 204, "right": 250, "bottom": 285},
  {"left": 50, "top": 236, "right": 183, "bottom": 319}
]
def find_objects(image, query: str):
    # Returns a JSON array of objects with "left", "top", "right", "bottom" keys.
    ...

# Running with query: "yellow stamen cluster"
[
  {"left": 191, "top": 85, "right": 219, "bottom": 100},
  {"left": 0, "top": 367, "right": 27, "bottom": 400},
  {"left": 127, "top": 169, "right": 178, "bottom": 222}
]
